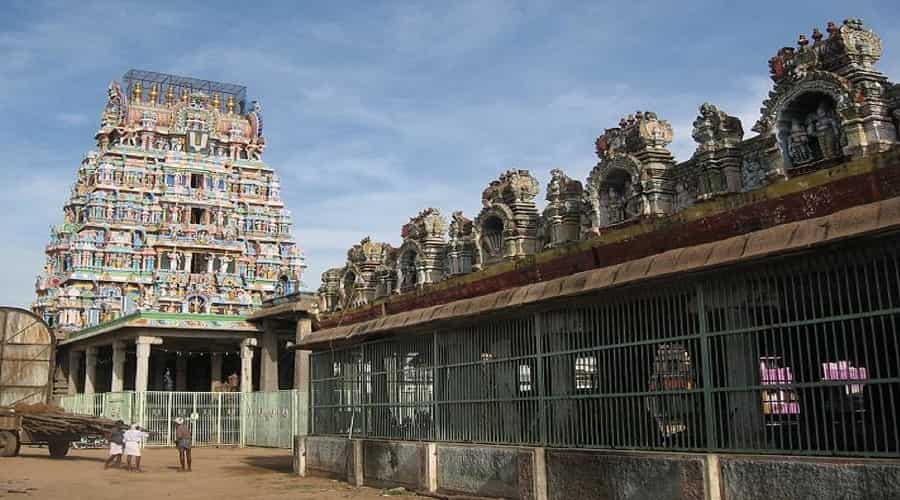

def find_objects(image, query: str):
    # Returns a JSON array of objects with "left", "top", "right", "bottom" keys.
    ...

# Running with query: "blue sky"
[{"left": 1, "top": 0, "right": 898, "bottom": 308}]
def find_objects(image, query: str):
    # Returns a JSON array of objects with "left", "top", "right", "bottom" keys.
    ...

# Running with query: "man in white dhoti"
[
  {"left": 104, "top": 421, "right": 126, "bottom": 470},
  {"left": 124, "top": 424, "right": 150, "bottom": 472}
]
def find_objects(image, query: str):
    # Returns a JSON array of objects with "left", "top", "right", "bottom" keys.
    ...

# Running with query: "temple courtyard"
[{"left": 0, "top": 447, "right": 403, "bottom": 499}]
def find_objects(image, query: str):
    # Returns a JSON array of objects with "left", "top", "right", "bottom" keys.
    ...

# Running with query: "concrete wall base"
[{"left": 298, "top": 436, "right": 900, "bottom": 500}]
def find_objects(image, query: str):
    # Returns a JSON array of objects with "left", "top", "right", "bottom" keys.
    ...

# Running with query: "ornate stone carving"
[
  {"left": 595, "top": 111, "right": 674, "bottom": 160},
  {"left": 691, "top": 103, "right": 744, "bottom": 197},
  {"left": 692, "top": 103, "right": 743, "bottom": 153},
  {"left": 543, "top": 169, "right": 585, "bottom": 248},
  {"left": 756, "top": 19, "right": 897, "bottom": 169},
  {"left": 741, "top": 155, "right": 768, "bottom": 191},
  {"left": 475, "top": 170, "right": 540, "bottom": 267},
  {"left": 586, "top": 112, "right": 675, "bottom": 232},
  {"left": 313, "top": 18, "right": 900, "bottom": 318},
  {"left": 319, "top": 268, "right": 344, "bottom": 311},
  {"left": 447, "top": 211, "right": 475, "bottom": 276},
  {"left": 101, "top": 81, "right": 126, "bottom": 129},
  {"left": 397, "top": 208, "right": 447, "bottom": 291},
  {"left": 481, "top": 169, "right": 540, "bottom": 207},
  {"left": 344, "top": 237, "right": 395, "bottom": 307}
]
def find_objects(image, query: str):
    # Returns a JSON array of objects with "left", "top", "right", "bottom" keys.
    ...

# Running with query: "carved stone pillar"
[
  {"left": 259, "top": 320, "right": 279, "bottom": 392},
  {"left": 210, "top": 352, "right": 223, "bottom": 391},
  {"left": 240, "top": 338, "right": 257, "bottom": 393},
  {"left": 294, "top": 318, "right": 312, "bottom": 392},
  {"left": 84, "top": 347, "right": 98, "bottom": 396},
  {"left": 135, "top": 336, "right": 163, "bottom": 393},
  {"left": 67, "top": 349, "right": 83, "bottom": 395},
  {"left": 111, "top": 341, "right": 126, "bottom": 392}
]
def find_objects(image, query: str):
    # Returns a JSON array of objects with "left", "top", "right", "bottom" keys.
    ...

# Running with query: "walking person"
[
  {"left": 123, "top": 424, "right": 150, "bottom": 472},
  {"left": 174, "top": 417, "right": 192, "bottom": 472},
  {"left": 104, "top": 421, "right": 126, "bottom": 470}
]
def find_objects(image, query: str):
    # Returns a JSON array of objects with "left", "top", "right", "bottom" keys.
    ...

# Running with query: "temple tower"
[{"left": 33, "top": 70, "right": 306, "bottom": 339}]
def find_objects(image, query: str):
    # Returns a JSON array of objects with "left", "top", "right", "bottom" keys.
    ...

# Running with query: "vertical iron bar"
[
  {"left": 534, "top": 311, "right": 547, "bottom": 446},
  {"left": 697, "top": 282, "right": 716, "bottom": 450},
  {"left": 433, "top": 329, "right": 439, "bottom": 442}
]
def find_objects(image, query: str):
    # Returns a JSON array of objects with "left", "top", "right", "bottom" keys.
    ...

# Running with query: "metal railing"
[
  {"left": 59, "top": 390, "right": 304, "bottom": 449},
  {"left": 311, "top": 234, "right": 900, "bottom": 457}
]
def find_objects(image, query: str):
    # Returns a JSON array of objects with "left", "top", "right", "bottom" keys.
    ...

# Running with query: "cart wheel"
[
  {"left": 48, "top": 439, "right": 70, "bottom": 458},
  {"left": 0, "top": 431, "right": 18, "bottom": 457}
]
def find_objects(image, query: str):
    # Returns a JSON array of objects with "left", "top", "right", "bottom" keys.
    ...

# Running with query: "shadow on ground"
[
  {"left": 241, "top": 454, "right": 293, "bottom": 473},
  {"left": 19, "top": 449, "right": 107, "bottom": 463}
]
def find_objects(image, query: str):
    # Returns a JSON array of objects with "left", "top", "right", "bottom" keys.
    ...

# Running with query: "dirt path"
[{"left": 0, "top": 446, "right": 410, "bottom": 499}]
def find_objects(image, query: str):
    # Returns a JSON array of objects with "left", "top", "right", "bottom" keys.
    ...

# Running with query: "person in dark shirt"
[
  {"left": 104, "top": 421, "right": 126, "bottom": 469},
  {"left": 174, "top": 417, "right": 192, "bottom": 472}
]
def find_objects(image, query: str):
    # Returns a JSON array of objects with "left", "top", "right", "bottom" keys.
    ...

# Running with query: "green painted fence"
[
  {"left": 242, "top": 390, "right": 307, "bottom": 449},
  {"left": 59, "top": 390, "right": 306, "bottom": 449}
]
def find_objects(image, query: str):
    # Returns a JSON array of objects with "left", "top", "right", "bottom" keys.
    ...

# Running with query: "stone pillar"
[
  {"left": 67, "top": 349, "right": 82, "bottom": 395},
  {"left": 176, "top": 354, "right": 188, "bottom": 391},
  {"left": 240, "top": 338, "right": 257, "bottom": 392},
  {"left": 294, "top": 318, "right": 312, "bottom": 392},
  {"left": 259, "top": 320, "right": 279, "bottom": 392},
  {"left": 349, "top": 439, "right": 364, "bottom": 486},
  {"left": 84, "top": 346, "right": 98, "bottom": 395},
  {"left": 111, "top": 341, "right": 126, "bottom": 392},
  {"left": 135, "top": 336, "right": 163, "bottom": 393},
  {"left": 210, "top": 352, "right": 223, "bottom": 391},
  {"left": 293, "top": 435, "right": 307, "bottom": 477},
  {"left": 424, "top": 442, "right": 438, "bottom": 492},
  {"left": 706, "top": 454, "right": 723, "bottom": 500},
  {"left": 533, "top": 447, "right": 548, "bottom": 500}
]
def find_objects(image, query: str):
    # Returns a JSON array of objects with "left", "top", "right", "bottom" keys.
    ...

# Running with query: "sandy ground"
[{"left": 0, "top": 446, "right": 412, "bottom": 500}]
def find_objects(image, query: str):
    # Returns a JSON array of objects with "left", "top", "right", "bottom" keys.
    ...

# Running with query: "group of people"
[{"left": 103, "top": 418, "right": 192, "bottom": 473}]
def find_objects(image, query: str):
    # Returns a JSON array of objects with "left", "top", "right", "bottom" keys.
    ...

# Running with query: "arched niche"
[
  {"left": 339, "top": 268, "right": 358, "bottom": 309},
  {"left": 479, "top": 215, "right": 505, "bottom": 260},
  {"left": 276, "top": 275, "right": 290, "bottom": 296},
  {"left": 596, "top": 167, "right": 643, "bottom": 227},
  {"left": 184, "top": 294, "right": 209, "bottom": 314},
  {"left": 397, "top": 245, "right": 421, "bottom": 292},
  {"left": 776, "top": 90, "right": 845, "bottom": 171}
]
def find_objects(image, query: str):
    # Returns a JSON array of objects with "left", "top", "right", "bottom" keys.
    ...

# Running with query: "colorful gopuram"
[{"left": 33, "top": 70, "right": 306, "bottom": 339}]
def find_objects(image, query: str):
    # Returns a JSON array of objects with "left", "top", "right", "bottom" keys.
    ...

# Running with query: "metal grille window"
[{"left": 310, "top": 235, "right": 900, "bottom": 457}]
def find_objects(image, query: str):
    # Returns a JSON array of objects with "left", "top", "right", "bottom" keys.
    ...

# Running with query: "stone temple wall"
[{"left": 296, "top": 436, "right": 900, "bottom": 500}]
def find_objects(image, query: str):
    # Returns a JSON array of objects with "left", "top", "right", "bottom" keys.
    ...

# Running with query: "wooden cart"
[{"left": 0, "top": 307, "right": 77, "bottom": 458}]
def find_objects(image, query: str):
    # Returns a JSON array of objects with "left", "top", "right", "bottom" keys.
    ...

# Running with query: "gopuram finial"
[
  {"left": 149, "top": 83, "right": 159, "bottom": 104},
  {"left": 131, "top": 81, "right": 143, "bottom": 103},
  {"left": 165, "top": 85, "right": 176, "bottom": 105},
  {"left": 226, "top": 95, "right": 236, "bottom": 114},
  {"left": 212, "top": 93, "right": 222, "bottom": 112}
]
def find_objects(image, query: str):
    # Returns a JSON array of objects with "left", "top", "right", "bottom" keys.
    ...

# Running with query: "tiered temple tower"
[{"left": 33, "top": 70, "right": 305, "bottom": 339}]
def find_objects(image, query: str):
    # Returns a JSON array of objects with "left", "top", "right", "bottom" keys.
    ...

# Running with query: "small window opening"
[
  {"left": 191, "top": 253, "right": 209, "bottom": 274},
  {"left": 190, "top": 207, "right": 206, "bottom": 225}
]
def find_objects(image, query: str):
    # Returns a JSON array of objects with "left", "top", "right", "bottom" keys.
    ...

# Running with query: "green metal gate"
[
  {"left": 241, "top": 390, "right": 307, "bottom": 448},
  {"left": 60, "top": 390, "right": 306, "bottom": 449}
]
